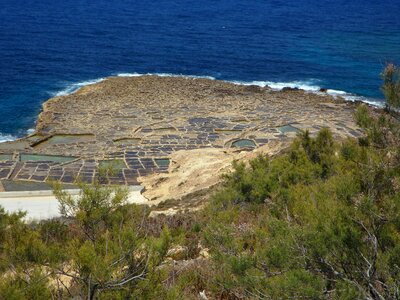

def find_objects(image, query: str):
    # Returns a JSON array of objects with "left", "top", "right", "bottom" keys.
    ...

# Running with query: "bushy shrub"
[
  {"left": 1, "top": 67, "right": 400, "bottom": 299},
  {"left": 202, "top": 120, "right": 400, "bottom": 299},
  {"left": 382, "top": 63, "right": 400, "bottom": 111}
]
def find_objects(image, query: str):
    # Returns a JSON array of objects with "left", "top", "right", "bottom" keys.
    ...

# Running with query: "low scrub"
[{"left": 1, "top": 66, "right": 400, "bottom": 299}]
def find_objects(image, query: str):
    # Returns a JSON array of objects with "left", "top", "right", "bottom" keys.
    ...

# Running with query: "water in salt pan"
[
  {"left": 0, "top": 154, "right": 13, "bottom": 161},
  {"left": 34, "top": 134, "right": 95, "bottom": 148},
  {"left": 232, "top": 139, "right": 256, "bottom": 148},
  {"left": 155, "top": 158, "right": 170, "bottom": 168},
  {"left": 20, "top": 154, "right": 77, "bottom": 163},
  {"left": 277, "top": 125, "right": 300, "bottom": 134}
]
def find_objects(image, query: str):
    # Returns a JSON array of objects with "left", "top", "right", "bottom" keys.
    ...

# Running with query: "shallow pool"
[
  {"left": 0, "top": 154, "right": 13, "bottom": 161},
  {"left": 277, "top": 125, "right": 300, "bottom": 134},
  {"left": 20, "top": 154, "right": 77, "bottom": 163},
  {"left": 34, "top": 134, "right": 95, "bottom": 148},
  {"left": 231, "top": 139, "right": 256, "bottom": 148},
  {"left": 0, "top": 140, "right": 30, "bottom": 150},
  {"left": 155, "top": 158, "right": 170, "bottom": 168}
]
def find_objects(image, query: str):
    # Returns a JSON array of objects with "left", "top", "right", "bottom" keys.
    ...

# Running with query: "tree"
[
  {"left": 202, "top": 125, "right": 400, "bottom": 299},
  {"left": 50, "top": 181, "right": 171, "bottom": 299},
  {"left": 382, "top": 63, "right": 400, "bottom": 111},
  {"left": 0, "top": 179, "right": 171, "bottom": 299}
]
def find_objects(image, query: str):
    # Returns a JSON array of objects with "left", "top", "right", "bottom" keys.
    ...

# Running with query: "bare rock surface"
[{"left": 141, "top": 140, "right": 287, "bottom": 207}]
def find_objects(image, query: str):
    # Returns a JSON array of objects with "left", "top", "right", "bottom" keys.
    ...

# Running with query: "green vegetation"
[
  {"left": 202, "top": 113, "right": 400, "bottom": 299},
  {"left": 382, "top": 63, "right": 400, "bottom": 111},
  {"left": 0, "top": 181, "right": 173, "bottom": 299},
  {"left": 0, "top": 68, "right": 400, "bottom": 299}
]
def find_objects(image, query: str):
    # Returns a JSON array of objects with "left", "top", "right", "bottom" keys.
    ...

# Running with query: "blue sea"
[{"left": 0, "top": 0, "right": 399, "bottom": 140}]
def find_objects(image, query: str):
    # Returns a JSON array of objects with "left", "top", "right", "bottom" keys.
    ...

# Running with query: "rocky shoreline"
[{"left": 0, "top": 75, "right": 363, "bottom": 204}]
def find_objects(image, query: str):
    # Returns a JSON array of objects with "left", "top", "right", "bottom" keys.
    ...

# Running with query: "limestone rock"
[{"left": 166, "top": 245, "right": 188, "bottom": 261}]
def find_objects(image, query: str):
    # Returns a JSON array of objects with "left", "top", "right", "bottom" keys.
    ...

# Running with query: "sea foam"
[
  {"left": 0, "top": 133, "right": 16, "bottom": 143},
  {"left": 230, "top": 79, "right": 383, "bottom": 107},
  {"left": 116, "top": 72, "right": 216, "bottom": 80},
  {"left": 0, "top": 128, "right": 36, "bottom": 143},
  {"left": 53, "top": 78, "right": 106, "bottom": 97},
  {"left": 230, "top": 79, "right": 321, "bottom": 92}
]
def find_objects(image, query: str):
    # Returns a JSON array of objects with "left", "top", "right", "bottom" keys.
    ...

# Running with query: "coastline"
[
  {"left": 0, "top": 75, "right": 362, "bottom": 182},
  {"left": 0, "top": 73, "right": 383, "bottom": 143},
  {"left": 52, "top": 73, "right": 384, "bottom": 105}
]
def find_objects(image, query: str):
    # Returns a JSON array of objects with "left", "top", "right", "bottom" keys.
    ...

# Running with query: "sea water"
[{"left": 0, "top": 0, "right": 399, "bottom": 139}]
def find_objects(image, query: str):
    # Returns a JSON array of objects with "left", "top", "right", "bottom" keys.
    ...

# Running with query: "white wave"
[
  {"left": 53, "top": 78, "right": 106, "bottom": 97},
  {"left": 320, "top": 89, "right": 382, "bottom": 107},
  {"left": 116, "top": 72, "right": 216, "bottom": 80},
  {"left": 0, "top": 133, "right": 16, "bottom": 143},
  {"left": 336, "top": 94, "right": 383, "bottom": 107},
  {"left": 230, "top": 79, "right": 322, "bottom": 92},
  {"left": 231, "top": 79, "right": 384, "bottom": 107},
  {"left": 0, "top": 129, "right": 37, "bottom": 143}
]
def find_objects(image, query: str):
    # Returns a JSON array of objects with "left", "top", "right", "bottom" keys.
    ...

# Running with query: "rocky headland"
[{"left": 0, "top": 76, "right": 364, "bottom": 210}]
